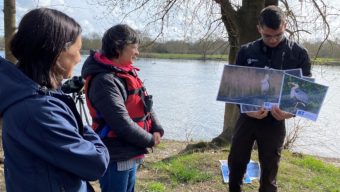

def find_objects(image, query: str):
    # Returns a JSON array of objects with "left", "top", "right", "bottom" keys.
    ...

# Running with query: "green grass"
[
  {"left": 153, "top": 153, "right": 213, "bottom": 183},
  {"left": 135, "top": 141, "right": 340, "bottom": 192},
  {"left": 286, "top": 155, "right": 340, "bottom": 191},
  {"left": 142, "top": 182, "right": 166, "bottom": 192},
  {"left": 268, "top": 152, "right": 340, "bottom": 192},
  {"left": 312, "top": 57, "right": 340, "bottom": 65}
]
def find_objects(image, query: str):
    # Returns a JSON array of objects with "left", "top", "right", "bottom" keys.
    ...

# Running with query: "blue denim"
[{"left": 99, "top": 161, "right": 137, "bottom": 192}]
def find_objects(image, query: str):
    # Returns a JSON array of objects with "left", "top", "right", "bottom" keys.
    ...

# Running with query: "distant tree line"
[
  {"left": 81, "top": 33, "right": 101, "bottom": 53},
  {"left": 138, "top": 37, "right": 229, "bottom": 55},
  {"left": 82, "top": 35, "right": 340, "bottom": 59},
  {"left": 1, "top": 35, "right": 339, "bottom": 58},
  {"left": 80, "top": 34, "right": 230, "bottom": 56},
  {"left": 303, "top": 39, "right": 340, "bottom": 59}
]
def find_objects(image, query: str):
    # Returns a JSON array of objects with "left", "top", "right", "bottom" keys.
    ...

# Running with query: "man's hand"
[
  {"left": 271, "top": 105, "right": 294, "bottom": 120},
  {"left": 246, "top": 107, "right": 269, "bottom": 119}
]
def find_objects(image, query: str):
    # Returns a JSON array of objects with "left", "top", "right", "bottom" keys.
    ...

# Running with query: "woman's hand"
[{"left": 153, "top": 132, "right": 161, "bottom": 145}]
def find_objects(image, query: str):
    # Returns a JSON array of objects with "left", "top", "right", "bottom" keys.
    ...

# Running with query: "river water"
[
  {"left": 3, "top": 50, "right": 334, "bottom": 159},
  {"left": 73, "top": 56, "right": 340, "bottom": 159}
]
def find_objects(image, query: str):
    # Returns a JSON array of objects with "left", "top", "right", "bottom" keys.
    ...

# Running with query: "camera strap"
[{"left": 37, "top": 88, "right": 84, "bottom": 136}]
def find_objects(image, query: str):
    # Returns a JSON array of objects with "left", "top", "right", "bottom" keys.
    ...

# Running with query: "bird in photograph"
[
  {"left": 289, "top": 82, "right": 309, "bottom": 108},
  {"left": 261, "top": 74, "right": 270, "bottom": 96}
]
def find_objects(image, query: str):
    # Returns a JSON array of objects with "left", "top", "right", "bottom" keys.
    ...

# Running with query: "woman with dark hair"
[
  {"left": 0, "top": 8, "right": 109, "bottom": 191},
  {"left": 82, "top": 24, "right": 164, "bottom": 192}
]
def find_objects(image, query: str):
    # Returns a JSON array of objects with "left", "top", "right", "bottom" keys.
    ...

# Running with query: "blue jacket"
[{"left": 0, "top": 57, "right": 110, "bottom": 192}]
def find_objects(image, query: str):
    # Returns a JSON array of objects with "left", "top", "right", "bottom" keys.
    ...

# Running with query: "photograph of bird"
[
  {"left": 261, "top": 74, "right": 270, "bottom": 96},
  {"left": 289, "top": 82, "right": 309, "bottom": 108}
]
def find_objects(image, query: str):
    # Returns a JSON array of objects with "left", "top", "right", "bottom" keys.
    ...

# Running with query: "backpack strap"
[{"left": 38, "top": 87, "right": 84, "bottom": 136}]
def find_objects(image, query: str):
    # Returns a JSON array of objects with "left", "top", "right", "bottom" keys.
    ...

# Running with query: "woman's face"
[
  {"left": 117, "top": 43, "right": 139, "bottom": 66},
  {"left": 58, "top": 36, "right": 82, "bottom": 78}
]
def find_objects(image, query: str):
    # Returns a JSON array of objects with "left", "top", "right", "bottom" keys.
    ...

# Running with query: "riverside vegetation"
[
  {"left": 2, "top": 140, "right": 339, "bottom": 192},
  {"left": 138, "top": 52, "right": 340, "bottom": 65}
]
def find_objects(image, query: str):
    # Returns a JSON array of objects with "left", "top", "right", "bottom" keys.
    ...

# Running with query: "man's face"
[{"left": 257, "top": 23, "right": 286, "bottom": 48}]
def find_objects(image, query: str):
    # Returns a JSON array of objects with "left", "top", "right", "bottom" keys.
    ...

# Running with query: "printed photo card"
[
  {"left": 279, "top": 73, "right": 328, "bottom": 121},
  {"left": 217, "top": 65, "right": 328, "bottom": 121}
]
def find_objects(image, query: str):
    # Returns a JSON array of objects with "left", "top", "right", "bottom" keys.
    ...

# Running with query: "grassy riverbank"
[
  {"left": 139, "top": 52, "right": 340, "bottom": 65},
  {"left": 1, "top": 140, "right": 339, "bottom": 192},
  {"left": 313, "top": 57, "right": 340, "bottom": 65}
]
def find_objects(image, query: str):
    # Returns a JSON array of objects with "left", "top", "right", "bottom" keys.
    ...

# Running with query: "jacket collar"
[{"left": 93, "top": 52, "right": 139, "bottom": 73}]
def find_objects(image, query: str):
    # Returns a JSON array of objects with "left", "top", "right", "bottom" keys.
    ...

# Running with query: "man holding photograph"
[{"left": 228, "top": 5, "right": 311, "bottom": 192}]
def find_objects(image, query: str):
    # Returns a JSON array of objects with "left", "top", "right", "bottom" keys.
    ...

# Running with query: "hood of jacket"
[
  {"left": 81, "top": 50, "right": 125, "bottom": 79},
  {"left": 0, "top": 56, "right": 40, "bottom": 116}
]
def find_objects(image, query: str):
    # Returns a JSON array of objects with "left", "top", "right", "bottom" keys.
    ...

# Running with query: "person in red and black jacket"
[{"left": 81, "top": 24, "right": 164, "bottom": 192}]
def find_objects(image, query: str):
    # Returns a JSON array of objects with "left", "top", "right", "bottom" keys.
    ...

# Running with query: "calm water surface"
[{"left": 73, "top": 57, "right": 340, "bottom": 158}]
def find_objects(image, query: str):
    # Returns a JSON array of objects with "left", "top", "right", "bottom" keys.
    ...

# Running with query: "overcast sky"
[
  {"left": 0, "top": 0, "right": 339, "bottom": 41},
  {"left": 0, "top": 0, "right": 115, "bottom": 36}
]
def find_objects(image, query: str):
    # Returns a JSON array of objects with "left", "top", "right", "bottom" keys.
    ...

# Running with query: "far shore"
[
  {"left": 80, "top": 51, "right": 340, "bottom": 65},
  {"left": 138, "top": 53, "right": 340, "bottom": 66},
  {"left": 2, "top": 50, "right": 339, "bottom": 65}
]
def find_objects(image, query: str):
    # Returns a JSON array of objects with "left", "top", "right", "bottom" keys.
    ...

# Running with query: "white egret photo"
[
  {"left": 217, "top": 65, "right": 283, "bottom": 106},
  {"left": 240, "top": 68, "right": 303, "bottom": 113},
  {"left": 279, "top": 74, "right": 328, "bottom": 121}
]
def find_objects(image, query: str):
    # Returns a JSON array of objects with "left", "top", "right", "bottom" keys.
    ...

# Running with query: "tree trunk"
[
  {"left": 4, "top": 0, "right": 16, "bottom": 63},
  {"left": 265, "top": 0, "right": 278, "bottom": 6},
  {"left": 2, "top": 0, "right": 16, "bottom": 160},
  {"left": 212, "top": 0, "right": 278, "bottom": 146}
]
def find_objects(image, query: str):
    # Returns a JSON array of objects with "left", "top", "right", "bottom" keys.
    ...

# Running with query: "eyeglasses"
[{"left": 261, "top": 33, "right": 284, "bottom": 41}]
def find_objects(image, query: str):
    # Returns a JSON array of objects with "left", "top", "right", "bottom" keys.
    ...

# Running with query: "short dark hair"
[
  {"left": 101, "top": 24, "right": 139, "bottom": 59},
  {"left": 258, "top": 5, "right": 286, "bottom": 30},
  {"left": 10, "top": 8, "right": 82, "bottom": 89}
]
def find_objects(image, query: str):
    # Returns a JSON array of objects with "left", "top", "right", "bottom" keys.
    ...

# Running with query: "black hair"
[
  {"left": 101, "top": 24, "right": 139, "bottom": 59},
  {"left": 258, "top": 5, "right": 286, "bottom": 30},
  {"left": 10, "top": 8, "right": 82, "bottom": 89}
]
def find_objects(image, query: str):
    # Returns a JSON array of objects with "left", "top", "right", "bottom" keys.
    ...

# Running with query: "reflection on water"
[{"left": 73, "top": 57, "right": 339, "bottom": 158}]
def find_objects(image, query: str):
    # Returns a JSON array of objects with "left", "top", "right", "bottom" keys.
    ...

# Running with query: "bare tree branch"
[
  {"left": 121, "top": 0, "right": 152, "bottom": 22},
  {"left": 310, "top": 0, "right": 330, "bottom": 60}
]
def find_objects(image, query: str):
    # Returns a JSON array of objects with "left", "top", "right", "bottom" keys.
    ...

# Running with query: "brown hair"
[{"left": 10, "top": 8, "right": 82, "bottom": 89}]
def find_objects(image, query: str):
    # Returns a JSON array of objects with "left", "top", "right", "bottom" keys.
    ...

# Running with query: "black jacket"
[
  {"left": 236, "top": 37, "right": 312, "bottom": 122},
  {"left": 81, "top": 51, "right": 164, "bottom": 161},
  {"left": 236, "top": 37, "right": 311, "bottom": 76}
]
